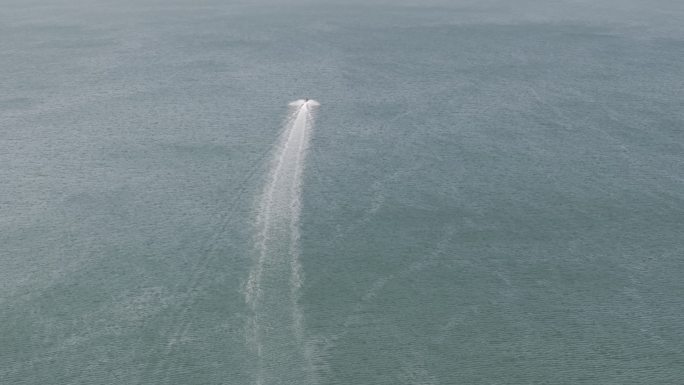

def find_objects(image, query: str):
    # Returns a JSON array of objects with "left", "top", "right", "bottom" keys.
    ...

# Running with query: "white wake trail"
[{"left": 245, "top": 100, "right": 320, "bottom": 385}]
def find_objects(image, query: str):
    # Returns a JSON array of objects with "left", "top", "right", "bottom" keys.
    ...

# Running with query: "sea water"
[{"left": 1, "top": 0, "right": 683, "bottom": 384}]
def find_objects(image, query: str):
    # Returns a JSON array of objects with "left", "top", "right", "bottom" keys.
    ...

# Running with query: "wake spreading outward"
[{"left": 245, "top": 99, "right": 321, "bottom": 385}]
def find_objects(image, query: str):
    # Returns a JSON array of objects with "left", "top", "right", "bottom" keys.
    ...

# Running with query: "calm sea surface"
[{"left": 2, "top": 0, "right": 683, "bottom": 383}]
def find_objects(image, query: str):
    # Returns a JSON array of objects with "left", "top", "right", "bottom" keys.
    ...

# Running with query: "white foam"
[
  {"left": 245, "top": 100, "right": 320, "bottom": 385},
  {"left": 289, "top": 99, "right": 321, "bottom": 108}
]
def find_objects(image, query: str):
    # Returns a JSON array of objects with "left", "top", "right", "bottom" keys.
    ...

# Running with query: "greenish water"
[{"left": 2, "top": 1, "right": 683, "bottom": 384}]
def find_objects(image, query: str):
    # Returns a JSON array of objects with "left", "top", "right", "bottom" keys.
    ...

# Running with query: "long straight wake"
[{"left": 245, "top": 100, "right": 320, "bottom": 385}]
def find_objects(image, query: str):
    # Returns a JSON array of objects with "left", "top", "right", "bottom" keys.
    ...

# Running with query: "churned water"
[
  {"left": 1, "top": 0, "right": 683, "bottom": 384},
  {"left": 246, "top": 100, "right": 319, "bottom": 385}
]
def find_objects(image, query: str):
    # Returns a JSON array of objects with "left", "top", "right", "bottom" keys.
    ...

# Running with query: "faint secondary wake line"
[{"left": 245, "top": 99, "right": 320, "bottom": 385}]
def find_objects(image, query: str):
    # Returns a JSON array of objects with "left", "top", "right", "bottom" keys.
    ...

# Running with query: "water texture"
[{"left": 1, "top": 0, "right": 683, "bottom": 384}]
